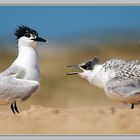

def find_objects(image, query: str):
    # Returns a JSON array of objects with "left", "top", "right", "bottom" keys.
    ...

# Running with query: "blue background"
[{"left": 0, "top": 6, "right": 140, "bottom": 45}]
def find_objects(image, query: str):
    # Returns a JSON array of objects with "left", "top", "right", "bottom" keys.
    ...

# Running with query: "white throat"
[
  {"left": 80, "top": 65, "right": 105, "bottom": 88},
  {"left": 12, "top": 44, "right": 40, "bottom": 82}
]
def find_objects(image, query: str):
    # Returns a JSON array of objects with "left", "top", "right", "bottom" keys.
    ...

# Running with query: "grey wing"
[
  {"left": 105, "top": 78, "right": 140, "bottom": 96},
  {"left": 0, "top": 66, "right": 39, "bottom": 103},
  {"left": 1, "top": 65, "right": 26, "bottom": 78}
]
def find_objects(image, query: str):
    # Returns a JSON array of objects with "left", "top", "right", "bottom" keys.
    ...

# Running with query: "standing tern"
[
  {"left": 67, "top": 57, "right": 140, "bottom": 109},
  {"left": 0, "top": 25, "right": 47, "bottom": 114}
]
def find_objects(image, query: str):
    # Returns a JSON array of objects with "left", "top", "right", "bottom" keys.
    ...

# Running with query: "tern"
[
  {"left": 0, "top": 25, "right": 47, "bottom": 114},
  {"left": 67, "top": 57, "right": 140, "bottom": 109}
]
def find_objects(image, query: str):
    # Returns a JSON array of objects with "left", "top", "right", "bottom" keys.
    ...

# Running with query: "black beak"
[
  {"left": 33, "top": 36, "right": 46, "bottom": 42},
  {"left": 66, "top": 65, "right": 82, "bottom": 75},
  {"left": 66, "top": 72, "right": 79, "bottom": 75}
]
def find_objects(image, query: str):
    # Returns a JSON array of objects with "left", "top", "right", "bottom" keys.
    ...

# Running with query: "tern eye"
[
  {"left": 81, "top": 65, "right": 88, "bottom": 70},
  {"left": 81, "top": 61, "right": 93, "bottom": 70},
  {"left": 24, "top": 31, "right": 30, "bottom": 38}
]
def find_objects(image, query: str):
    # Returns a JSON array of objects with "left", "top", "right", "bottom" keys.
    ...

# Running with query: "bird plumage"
[
  {"left": 0, "top": 25, "right": 46, "bottom": 113},
  {"left": 67, "top": 57, "right": 140, "bottom": 109}
]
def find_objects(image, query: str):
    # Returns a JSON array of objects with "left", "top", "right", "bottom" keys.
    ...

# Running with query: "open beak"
[
  {"left": 66, "top": 64, "right": 83, "bottom": 75},
  {"left": 32, "top": 36, "right": 47, "bottom": 42}
]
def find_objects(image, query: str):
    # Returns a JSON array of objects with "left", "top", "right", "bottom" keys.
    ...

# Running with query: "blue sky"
[{"left": 0, "top": 6, "right": 140, "bottom": 43}]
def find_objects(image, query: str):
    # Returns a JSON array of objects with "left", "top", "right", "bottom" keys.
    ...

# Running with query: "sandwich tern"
[
  {"left": 67, "top": 57, "right": 140, "bottom": 109},
  {"left": 0, "top": 25, "right": 47, "bottom": 114}
]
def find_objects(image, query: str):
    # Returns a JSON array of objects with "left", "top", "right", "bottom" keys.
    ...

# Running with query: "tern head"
[
  {"left": 67, "top": 57, "right": 100, "bottom": 78},
  {"left": 15, "top": 25, "right": 47, "bottom": 48}
]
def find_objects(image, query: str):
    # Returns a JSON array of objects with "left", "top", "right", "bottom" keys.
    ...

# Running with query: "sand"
[
  {"left": 0, "top": 46, "right": 140, "bottom": 134},
  {"left": 0, "top": 105, "right": 140, "bottom": 134}
]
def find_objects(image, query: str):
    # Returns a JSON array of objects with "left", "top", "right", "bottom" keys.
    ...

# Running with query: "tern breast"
[{"left": 12, "top": 46, "right": 40, "bottom": 82}]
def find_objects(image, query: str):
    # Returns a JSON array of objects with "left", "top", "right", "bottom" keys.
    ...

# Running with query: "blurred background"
[{"left": 0, "top": 6, "right": 140, "bottom": 110}]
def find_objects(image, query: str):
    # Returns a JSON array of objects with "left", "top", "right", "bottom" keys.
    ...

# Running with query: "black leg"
[
  {"left": 14, "top": 102, "right": 20, "bottom": 113},
  {"left": 131, "top": 104, "right": 134, "bottom": 109},
  {"left": 10, "top": 102, "right": 20, "bottom": 114},
  {"left": 10, "top": 103, "right": 15, "bottom": 114}
]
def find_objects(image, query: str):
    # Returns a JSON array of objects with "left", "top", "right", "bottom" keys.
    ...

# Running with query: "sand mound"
[{"left": 0, "top": 105, "right": 140, "bottom": 134}]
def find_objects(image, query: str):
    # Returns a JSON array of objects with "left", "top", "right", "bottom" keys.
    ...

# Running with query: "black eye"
[
  {"left": 24, "top": 31, "right": 30, "bottom": 37},
  {"left": 81, "top": 61, "right": 93, "bottom": 70},
  {"left": 81, "top": 65, "right": 88, "bottom": 70}
]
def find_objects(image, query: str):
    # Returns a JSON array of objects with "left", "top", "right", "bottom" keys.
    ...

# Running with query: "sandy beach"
[{"left": 0, "top": 47, "right": 140, "bottom": 134}]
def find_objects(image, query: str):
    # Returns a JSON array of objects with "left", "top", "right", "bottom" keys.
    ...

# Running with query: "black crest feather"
[
  {"left": 81, "top": 57, "right": 100, "bottom": 70},
  {"left": 14, "top": 25, "right": 38, "bottom": 39}
]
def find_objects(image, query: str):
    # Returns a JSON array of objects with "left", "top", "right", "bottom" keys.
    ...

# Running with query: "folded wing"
[
  {"left": 0, "top": 66, "right": 39, "bottom": 104},
  {"left": 105, "top": 78, "right": 140, "bottom": 96}
]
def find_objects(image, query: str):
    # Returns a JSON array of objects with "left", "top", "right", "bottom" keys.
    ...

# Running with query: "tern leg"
[
  {"left": 10, "top": 103, "right": 15, "bottom": 114},
  {"left": 131, "top": 104, "right": 134, "bottom": 109},
  {"left": 14, "top": 102, "right": 20, "bottom": 113},
  {"left": 10, "top": 101, "right": 20, "bottom": 114}
]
